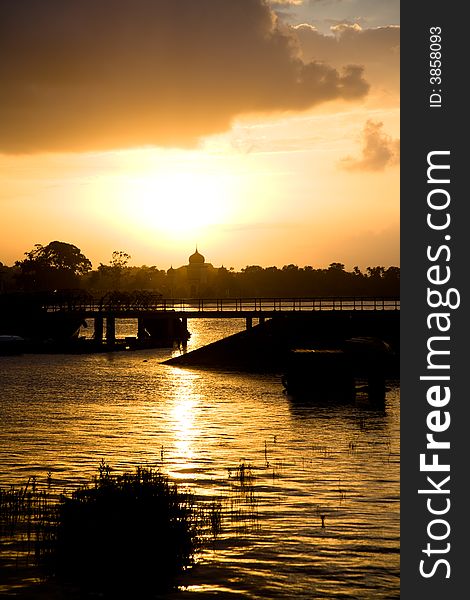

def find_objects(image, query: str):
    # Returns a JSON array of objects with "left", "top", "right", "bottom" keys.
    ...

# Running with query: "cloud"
[
  {"left": 308, "top": 0, "right": 346, "bottom": 4},
  {"left": 340, "top": 120, "right": 399, "bottom": 171},
  {"left": 269, "top": 0, "right": 304, "bottom": 5},
  {"left": 330, "top": 23, "right": 363, "bottom": 33},
  {"left": 293, "top": 23, "right": 399, "bottom": 91},
  {"left": 268, "top": 0, "right": 305, "bottom": 18},
  {"left": 0, "top": 0, "right": 369, "bottom": 154}
]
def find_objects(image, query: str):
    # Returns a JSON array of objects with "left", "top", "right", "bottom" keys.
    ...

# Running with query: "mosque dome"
[{"left": 188, "top": 247, "right": 205, "bottom": 264}]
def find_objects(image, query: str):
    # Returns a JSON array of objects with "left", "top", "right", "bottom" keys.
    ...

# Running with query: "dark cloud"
[
  {"left": 0, "top": 0, "right": 368, "bottom": 154},
  {"left": 294, "top": 23, "right": 399, "bottom": 90},
  {"left": 340, "top": 120, "right": 399, "bottom": 171}
]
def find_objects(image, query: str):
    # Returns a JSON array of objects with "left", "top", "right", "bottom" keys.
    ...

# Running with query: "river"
[{"left": 0, "top": 319, "right": 399, "bottom": 598}]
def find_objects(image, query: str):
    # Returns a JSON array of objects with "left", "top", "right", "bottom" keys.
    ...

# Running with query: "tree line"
[{"left": 0, "top": 240, "right": 399, "bottom": 297}]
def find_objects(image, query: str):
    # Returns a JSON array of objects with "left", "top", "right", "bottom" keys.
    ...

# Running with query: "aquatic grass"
[
  {"left": 0, "top": 457, "right": 266, "bottom": 592},
  {"left": 0, "top": 478, "right": 58, "bottom": 578},
  {"left": 0, "top": 464, "right": 204, "bottom": 597},
  {"left": 51, "top": 463, "right": 198, "bottom": 595},
  {"left": 348, "top": 439, "right": 358, "bottom": 453},
  {"left": 337, "top": 478, "right": 346, "bottom": 500},
  {"left": 0, "top": 477, "right": 57, "bottom": 541},
  {"left": 227, "top": 461, "right": 259, "bottom": 534},
  {"left": 231, "top": 460, "right": 257, "bottom": 504},
  {"left": 198, "top": 498, "right": 223, "bottom": 542}
]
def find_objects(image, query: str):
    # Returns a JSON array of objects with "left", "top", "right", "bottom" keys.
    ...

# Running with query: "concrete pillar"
[
  {"left": 94, "top": 316, "right": 104, "bottom": 342},
  {"left": 246, "top": 317, "right": 253, "bottom": 330},
  {"left": 368, "top": 373, "right": 386, "bottom": 404},
  {"left": 167, "top": 316, "right": 174, "bottom": 339},
  {"left": 137, "top": 318, "right": 146, "bottom": 340},
  {"left": 106, "top": 316, "right": 116, "bottom": 344},
  {"left": 259, "top": 316, "right": 265, "bottom": 325}
]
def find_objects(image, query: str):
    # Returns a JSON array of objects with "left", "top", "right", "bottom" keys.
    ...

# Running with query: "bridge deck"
[{"left": 44, "top": 296, "right": 400, "bottom": 318}]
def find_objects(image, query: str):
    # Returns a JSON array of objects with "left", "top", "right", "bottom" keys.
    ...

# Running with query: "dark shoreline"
[{"left": 0, "top": 337, "right": 175, "bottom": 356}]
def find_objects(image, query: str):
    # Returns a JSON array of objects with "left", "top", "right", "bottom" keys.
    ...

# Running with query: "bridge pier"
[
  {"left": 166, "top": 316, "right": 174, "bottom": 339},
  {"left": 93, "top": 316, "right": 103, "bottom": 342},
  {"left": 246, "top": 317, "right": 253, "bottom": 330},
  {"left": 367, "top": 373, "right": 386, "bottom": 404},
  {"left": 137, "top": 318, "right": 147, "bottom": 340},
  {"left": 259, "top": 316, "right": 265, "bottom": 325},
  {"left": 106, "top": 316, "right": 116, "bottom": 345}
]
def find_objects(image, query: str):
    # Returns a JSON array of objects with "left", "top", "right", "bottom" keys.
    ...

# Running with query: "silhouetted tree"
[
  {"left": 384, "top": 266, "right": 400, "bottom": 280},
  {"left": 110, "top": 251, "right": 131, "bottom": 269},
  {"left": 0, "top": 262, "right": 17, "bottom": 292},
  {"left": 130, "top": 265, "right": 166, "bottom": 291},
  {"left": 7, "top": 242, "right": 400, "bottom": 298},
  {"left": 213, "top": 266, "right": 235, "bottom": 297},
  {"left": 366, "top": 266, "right": 386, "bottom": 279},
  {"left": 93, "top": 250, "right": 132, "bottom": 290},
  {"left": 328, "top": 262, "right": 345, "bottom": 271},
  {"left": 15, "top": 241, "right": 92, "bottom": 291},
  {"left": 231, "top": 262, "right": 399, "bottom": 298}
]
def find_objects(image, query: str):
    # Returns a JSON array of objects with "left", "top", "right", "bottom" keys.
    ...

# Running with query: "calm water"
[{"left": 0, "top": 319, "right": 400, "bottom": 598}]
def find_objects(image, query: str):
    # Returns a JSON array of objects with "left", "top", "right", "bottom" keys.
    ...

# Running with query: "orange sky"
[{"left": 0, "top": 0, "right": 399, "bottom": 271}]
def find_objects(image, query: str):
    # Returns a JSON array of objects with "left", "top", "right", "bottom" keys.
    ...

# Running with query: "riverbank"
[
  {"left": 2, "top": 336, "right": 180, "bottom": 355},
  {"left": 164, "top": 315, "right": 399, "bottom": 374}
]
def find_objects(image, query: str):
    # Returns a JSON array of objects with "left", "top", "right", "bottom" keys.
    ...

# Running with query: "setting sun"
[
  {"left": 84, "top": 160, "right": 243, "bottom": 242},
  {"left": 118, "top": 171, "right": 237, "bottom": 237}
]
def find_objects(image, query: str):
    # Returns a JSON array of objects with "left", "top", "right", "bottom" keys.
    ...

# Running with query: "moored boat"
[
  {"left": 282, "top": 337, "right": 394, "bottom": 403},
  {"left": 282, "top": 348, "right": 355, "bottom": 402}
]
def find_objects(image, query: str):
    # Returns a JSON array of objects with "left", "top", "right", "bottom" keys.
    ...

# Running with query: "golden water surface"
[{"left": 0, "top": 319, "right": 399, "bottom": 599}]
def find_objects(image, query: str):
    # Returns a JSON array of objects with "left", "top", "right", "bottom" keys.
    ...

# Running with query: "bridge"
[
  {"left": 39, "top": 296, "right": 399, "bottom": 345},
  {"left": 0, "top": 293, "right": 400, "bottom": 350},
  {"left": 44, "top": 296, "right": 399, "bottom": 316}
]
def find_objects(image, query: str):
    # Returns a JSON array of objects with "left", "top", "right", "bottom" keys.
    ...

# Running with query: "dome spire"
[{"left": 188, "top": 246, "right": 205, "bottom": 264}]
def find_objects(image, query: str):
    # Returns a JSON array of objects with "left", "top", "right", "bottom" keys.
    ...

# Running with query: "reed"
[
  {"left": 54, "top": 464, "right": 198, "bottom": 594},
  {"left": 227, "top": 461, "right": 259, "bottom": 534},
  {"left": 0, "top": 464, "right": 201, "bottom": 596}
]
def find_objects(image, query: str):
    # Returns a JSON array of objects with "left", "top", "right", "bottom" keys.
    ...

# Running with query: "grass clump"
[
  {"left": 1, "top": 464, "right": 198, "bottom": 597},
  {"left": 51, "top": 463, "right": 196, "bottom": 596}
]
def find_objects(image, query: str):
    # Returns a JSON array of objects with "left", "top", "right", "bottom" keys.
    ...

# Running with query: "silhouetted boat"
[
  {"left": 282, "top": 337, "right": 393, "bottom": 403},
  {"left": 282, "top": 349, "right": 355, "bottom": 402}
]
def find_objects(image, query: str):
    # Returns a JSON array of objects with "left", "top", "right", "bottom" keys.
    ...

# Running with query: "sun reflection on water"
[{"left": 167, "top": 368, "right": 202, "bottom": 475}]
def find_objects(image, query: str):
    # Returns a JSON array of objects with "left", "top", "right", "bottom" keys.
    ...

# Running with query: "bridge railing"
[
  {"left": 174, "top": 297, "right": 400, "bottom": 312},
  {"left": 43, "top": 296, "right": 400, "bottom": 313}
]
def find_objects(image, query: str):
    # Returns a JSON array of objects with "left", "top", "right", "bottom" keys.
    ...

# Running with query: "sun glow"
[{"left": 97, "top": 167, "right": 240, "bottom": 240}]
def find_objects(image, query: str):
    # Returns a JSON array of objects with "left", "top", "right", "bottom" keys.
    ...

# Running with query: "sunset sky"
[{"left": 0, "top": 0, "right": 399, "bottom": 271}]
